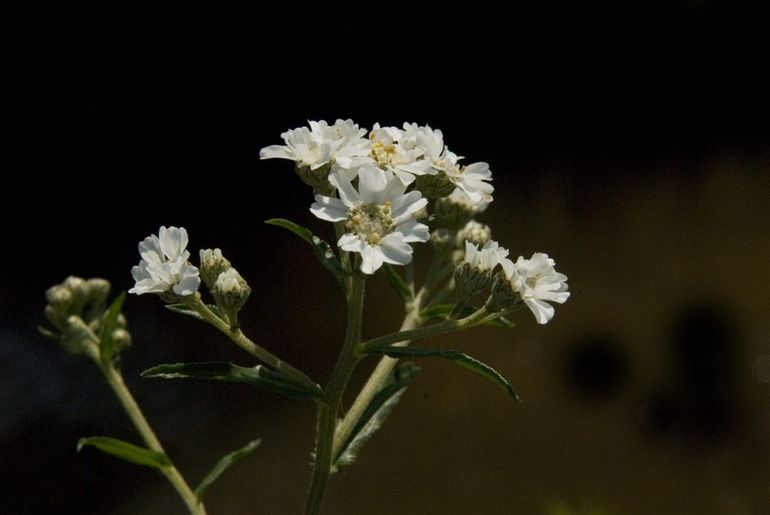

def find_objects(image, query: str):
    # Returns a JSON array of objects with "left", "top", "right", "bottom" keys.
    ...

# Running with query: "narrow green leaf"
[
  {"left": 420, "top": 303, "right": 515, "bottom": 328},
  {"left": 99, "top": 292, "right": 126, "bottom": 359},
  {"left": 165, "top": 303, "right": 203, "bottom": 320},
  {"left": 195, "top": 439, "right": 261, "bottom": 501},
  {"left": 142, "top": 362, "right": 323, "bottom": 400},
  {"left": 381, "top": 264, "right": 412, "bottom": 302},
  {"left": 366, "top": 346, "right": 519, "bottom": 401},
  {"left": 265, "top": 218, "right": 345, "bottom": 287},
  {"left": 333, "top": 362, "right": 420, "bottom": 472},
  {"left": 77, "top": 436, "right": 171, "bottom": 469}
]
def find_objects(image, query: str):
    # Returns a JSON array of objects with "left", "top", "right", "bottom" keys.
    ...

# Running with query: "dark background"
[{"left": 3, "top": 2, "right": 770, "bottom": 514}]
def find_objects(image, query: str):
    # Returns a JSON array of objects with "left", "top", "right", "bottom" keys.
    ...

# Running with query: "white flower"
[
  {"left": 401, "top": 123, "right": 493, "bottom": 205},
  {"left": 446, "top": 188, "right": 489, "bottom": 214},
  {"left": 463, "top": 240, "right": 513, "bottom": 274},
  {"left": 456, "top": 221, "right": 492, "bottom": 247},
  {"left": 367, "top": 123, "right": 435, "bottom": 185},
  {"left": 129, "top": 226, "right": 201, "bottom": 296},
  {"left": 259, "top": 119, "right": 371, "bottom": 171},
  {"left": 310, "top": 165, "right": 430, "bottom": 274},
  {"left": 505, "top": 252, "right": 569, "bottom": 324},
  {"left": 445, "top": 161, "right": 494, "bottom": 205}
]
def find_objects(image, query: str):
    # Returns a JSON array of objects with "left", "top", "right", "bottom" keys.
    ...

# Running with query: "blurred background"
[{"left": 3, "top": 2, "right": 770, "bottom": 514}]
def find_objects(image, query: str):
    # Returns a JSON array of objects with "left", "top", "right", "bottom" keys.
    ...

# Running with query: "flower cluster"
[{"left": 258, "top": 119, "right": 570, "bottom": 323}]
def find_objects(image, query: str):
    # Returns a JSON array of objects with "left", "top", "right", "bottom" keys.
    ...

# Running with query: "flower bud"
[
  {"left": 414, "top": 171, "right": 455, "bottom": 199},
  {"left": 296, "top": 163, "right": 335, "bottom": 196},
  {"left": 431, "top": 228, "right": 453, "bottom": 254},
  {"left": 456, "top": 221, "right": 491, "bottom": 247},
  {"left": 213, "top": 268, "right": 251, "bottom": 327},
  {"left": 46, "top": 285, "right": 73, "bottom": 314},
  {"left": 86, "top": 278, "right": 111, "bottom": 308},
  {"left": 490, "top": 274, "right": 520, "bottom": 311},
  {"left": 111, "top": 328, "right": 132, "bottom": 351},
  {"left": 63, "top": 276, "right": 89, "bottom": 314},
  {"left": 433, "top": 196, "right": 474, "bottom": 231},
  {"left": 199, "top": 248, "right": 232, "bottom": 290},
  {"left": 454, "top": 262, "right": 494, "bottom": 301},
  {"left": 60, "top": 315, "right": 98, "bottom": 358}
]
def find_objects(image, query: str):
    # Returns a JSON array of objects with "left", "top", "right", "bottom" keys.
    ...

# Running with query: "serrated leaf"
[
  {"left": 195, "top": 439, "right": 261, "bottom": 502},
  {"left": 77, "top": 436, "right": 170, "bottom": 469},
  {"left": 142, "top": 362, "right": 323, "bottom": 400},
  {"left": 420, "top": 303, "right": 515, "bottom": 328},
  {"left": 99, "top": 292, "right": 126, "bottom": 359},
  {"left": 333, "top": 362, "right": 420, "bottom": 472},
  {"left": 366, "top": 346, "right": 519, "bottom": 400},
  {"left": 265, "top": 218, "right": 345, "bottom": 287},
  {"left": 381, "top": 264, "right": 412, "bottom": 302}
]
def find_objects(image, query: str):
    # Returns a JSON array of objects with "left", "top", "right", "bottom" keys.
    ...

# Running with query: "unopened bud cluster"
[
  {"left": 43, "top": 277, "right": 129, "bottom": 357},
  {"left": 199, "top": 248, "right": 251, "bottom": 328}
]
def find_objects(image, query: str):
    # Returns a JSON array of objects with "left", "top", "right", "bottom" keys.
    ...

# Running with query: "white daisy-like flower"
[
  {"left": 310, "top": 165, "right": 430, "bottom": 274},
  {"left": 129, "top": 226, "right": 201, "bottom": 296},
  {"left": 402, "top": 123, "right": 493, "bottom": 205},
  {"left": 463, "top": 240, "right": 513, "bottom": 275},
  {"left": 446, "top": 187, "right": 489, "bottom": 214},
  {"left": 259, "top": 119, "right": 371, "bottom": 171},
  {"left": 367, "top": 123, "right": 434, "bottom": 185},
  {"left": 445, "top": 161, "right": 494, "bottom": 205},
  {"left": 505, "top": 253, "right": 569, "bottom": 324}
]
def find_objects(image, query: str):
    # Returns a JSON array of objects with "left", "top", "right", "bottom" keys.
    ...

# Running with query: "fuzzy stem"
[
  {"left": 98, "top": 361, "right": 206, "bottom": 515},
  {"left": 187, "top": 295, "right": 319, "bottom": 393},
  {"left": 305, "top": 272, "right": 366, "bottom": 515}
]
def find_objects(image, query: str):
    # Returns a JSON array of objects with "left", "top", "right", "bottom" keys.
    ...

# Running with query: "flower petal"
[
  {"left": 379, "top": 234, "right": 413, "bottom": 265},
  {"left": 360, "top": 244, "right": 384, "bottom": 274},
  {"left": 310, "top": 195, "right": 348, "bottom": 222}
]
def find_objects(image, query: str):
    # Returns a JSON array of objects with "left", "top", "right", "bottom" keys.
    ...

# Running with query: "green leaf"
[
  {"left": 420, "top": 303, "right": 515, "bottom": 328},
  {"left": 366, "top": 346, "right": 519, "bottom": 401},
  {"left": 99, "top": 292, "right": 126, "bottom": 359},
  {"left": 77, "top": 436, "right": 171, "bottom": 469},
  {"left": 165, "top": 303, "right": 203, "bottom": 320},
  {"left": 142, "top": 362, "right": 323, "bottom": 400},
  {"left": 333, "top": 362, "right": 420, "bottom": 472},
  {"left": 265, "top": 218, "right": 345, "bottom": 287},
  {"left": 381, "top": 264, "right": 412, "bottom": 302},
  {"left": 195, "top": 439, "right": 261, "bottom": 502}
]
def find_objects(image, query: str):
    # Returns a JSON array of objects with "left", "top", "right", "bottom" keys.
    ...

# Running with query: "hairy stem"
[
  {"left": 188, "top": 295, "right": 319, "bottom": 393},
  {"left": 99, "top": 361, "right": 206, "bottom": 515},
  {"left": 305, "top": 272, "right": 366, "bottom": 515}
]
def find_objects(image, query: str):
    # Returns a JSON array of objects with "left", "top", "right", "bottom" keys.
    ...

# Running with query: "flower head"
[
  {"left": 502, "top": 252, "right": 569, "bottom": 324},
  {"left": 367, "top": 123, "right": 435, "bottom": 185},
  {"left": 310, "top": 165, "right": 430, "bottom": 274},
  {"left": 455, "top": 240, "right": 512, "bottom": 299},
  {"left": 259, "top": 119, "right": 371, "bottom": 171},
  {"left": 129, "top": 226, "right": 200, "bottom": 296}
]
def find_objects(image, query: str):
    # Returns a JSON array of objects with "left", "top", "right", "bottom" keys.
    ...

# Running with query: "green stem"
[
  {"left": 305, "top": 272, "right": 366, "bottom": 515},
  {"left": 187, "top": 295, "right": 319, "bottom": 393},
  {"left": 331, "top": 306, "right": 422, "bottom": 460},
  {"left": 99, "top": 361, "right": 206, "bottom": 515}
]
